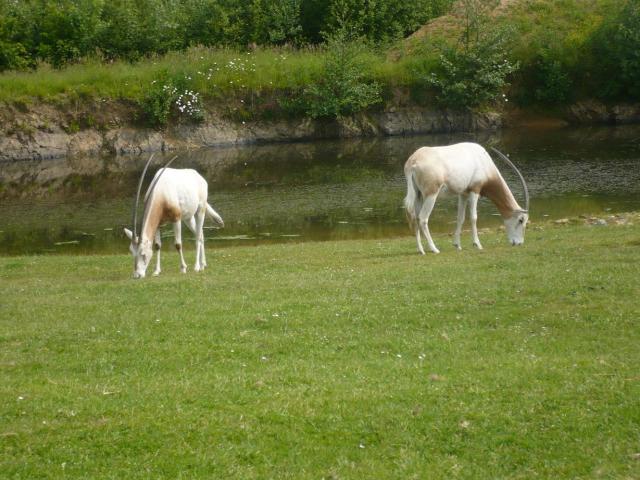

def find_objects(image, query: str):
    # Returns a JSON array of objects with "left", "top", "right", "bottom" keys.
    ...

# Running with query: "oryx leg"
[
  {"left": 186, "top": 216, "right": 207, "bottom": 270},
  {"left": 193, "top": 209, "right": 206, "bottom": 272},
  {"left": 173, "top": 221, "right": 188, "bottom": 273},
  {"left": 469, "top": 192, "right": 482, "bottom": 249},
  {"left": 418, "top": 190, "right": 441, "bottom": 254},
  {"left": 413, "top": 193, "right": 425, "bottom": 255},
  {"left": 153, "top": 230, "right": 162, "bottom": 276},
  {"left": 453, "top": 194, "right": 468, "bottom": 250}
]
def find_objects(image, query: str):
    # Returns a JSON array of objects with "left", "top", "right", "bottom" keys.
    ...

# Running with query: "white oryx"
[
  {"left": 124, "top": 155, "right": 224, "bottom": 279},
  {"left": 404, "top": 142, "right": 529, "bottom": 254}
]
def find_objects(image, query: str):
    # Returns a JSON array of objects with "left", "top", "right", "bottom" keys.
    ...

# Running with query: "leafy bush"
[
  {"left": 302, "top": 35, "right": 381, "bottom": 118},
  {"left": 321, "top": 0, "right": 453, "bottom": 44},
  {"left": 0, "top": 40, "right": 30, "bottom": 71},
  {"left": 531, "top": 48, "right": 572, "bottom": 104},
  {"left": 587, "top": 0, "right": 640, "bottom": 101},
  {"left": 426, "top": 26, "right": 518, "bottom": 109}
]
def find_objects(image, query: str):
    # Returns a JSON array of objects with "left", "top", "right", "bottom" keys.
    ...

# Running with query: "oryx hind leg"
[
  {"left": 173, "top": 221, "right": 188, "bottom": 273},
  {"left": 153, "top": 230, "right": 162, "bottom": 276},
  {"left": 469, "top": 192, "right": 483, "bottom": 249},
  {"left": 453, "top": 194, "right": 468, "bottom": 250},
  {"left": 413, "top": 193, "right": 425, "bottom": 255},
  {"left": 187, "top": 215, "right": 206, "bottom": 271},
  {"left": 418, "top": 190, "right": 441, "bottom": 254},
  {"left": 193, "top": 210, "right": 206, "bottom": 272}
]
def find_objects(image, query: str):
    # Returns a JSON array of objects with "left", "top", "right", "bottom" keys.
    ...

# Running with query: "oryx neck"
[
  {"left": 140, "top": 190, "right": 164, "bottom": 242},
  {"left": 480, "top": 174, "right": 522, "bottom": 218}
]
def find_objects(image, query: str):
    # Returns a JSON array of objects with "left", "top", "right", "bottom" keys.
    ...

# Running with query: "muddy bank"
[
  {"left": 0, "top": 102, "right": 501, "bottom": 161},
  {"left": 0, "top": 99, "right": 638, "bottom": 161}
]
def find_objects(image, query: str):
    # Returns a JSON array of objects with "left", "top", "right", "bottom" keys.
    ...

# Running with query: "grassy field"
[{"left": 1, "top": 221, "right": 639, "bottom": 478}]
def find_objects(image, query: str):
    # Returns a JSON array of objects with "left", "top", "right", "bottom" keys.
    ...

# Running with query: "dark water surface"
[{"left": 1, "top": 125, "right": 639, "bottom": 255}]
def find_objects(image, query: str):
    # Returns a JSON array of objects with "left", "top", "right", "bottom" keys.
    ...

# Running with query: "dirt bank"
[{"left": 0, "top": 99, "right": 638, "bottom": 161}]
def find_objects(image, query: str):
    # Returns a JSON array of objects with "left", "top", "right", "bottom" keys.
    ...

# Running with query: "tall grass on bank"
[
  {"left": 0, "top": 46, "right": 328, "bottom": 103},
  {"left": 1, "top": 221, "right": 639, "bottom": 478},
  {"left": 0, "top": 44, "right": 399, "bottom": 124}
]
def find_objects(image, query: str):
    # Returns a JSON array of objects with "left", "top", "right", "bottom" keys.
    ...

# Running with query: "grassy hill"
[{"left": 0, "top": 0, "right": 637, "bottom": 132}]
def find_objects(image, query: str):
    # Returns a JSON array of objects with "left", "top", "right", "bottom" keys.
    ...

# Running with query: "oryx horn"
[
  {"left": 132, "top": 153, "right": 156, "bottom": 241},
  {"left": 137, "top": 155, "right": 179, "bottom": 231},
  {"left": 131, "top": 154, "right": 179, "bottom": 241},
  {"left": 490, "top": 147, "right": 530, "bottom": 212}
]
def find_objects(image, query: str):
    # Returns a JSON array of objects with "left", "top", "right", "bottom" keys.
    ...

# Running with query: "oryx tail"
[
  {"left": 403, "top": 169, "right": 423, "bottom": 231},
  {"left": 206, "top": 203, "right": 224, "bottom": 226}
]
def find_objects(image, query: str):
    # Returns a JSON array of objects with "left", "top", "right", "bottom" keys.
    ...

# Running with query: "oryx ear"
[{"left": 124, "top": 228, "right": 133, "bottom": 240}]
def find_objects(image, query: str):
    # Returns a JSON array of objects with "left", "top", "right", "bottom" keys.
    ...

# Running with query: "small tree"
[
  {"left": 588, "top": 0, "right": 640, "bottom": 100},
  {"left": 303, "top": 33, "right": 381, "bottom": 118},
  {"left": 425, "top": 0, "right": 518, "bottom": 109}
]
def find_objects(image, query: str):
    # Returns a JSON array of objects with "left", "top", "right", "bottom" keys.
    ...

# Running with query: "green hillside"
[{"left": 0, "top": 0, "right": 637, "bottom": 127}]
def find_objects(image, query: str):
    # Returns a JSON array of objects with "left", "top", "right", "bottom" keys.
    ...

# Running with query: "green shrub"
[
  {"left": 321, "top": 0, "right": 453, "bottom": 44},
  {"left": 587, "top": 0, "right": 640, "bottom": 101},
  {"left": 302, "top": 35, "right": 381, "bottom": 118},
  {"left": 531, "top": 48, "right": 572, "bottom": 104},
  {"left": 0, "top": 40, "right": 30, "bottom": 71},
  {"left": 425, "top": 26, "right": 518, "bottom": 109},
  {"left": 420, "top": 0, "right": 519, "bottom": 110}
]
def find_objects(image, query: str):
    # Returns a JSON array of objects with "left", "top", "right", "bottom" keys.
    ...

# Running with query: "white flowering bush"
[
  {"left": 140, "top": 73, "right": 204, "bottom": 127},
  {"left": 175, "top": 89, "right": 203, "bottom": 119}
]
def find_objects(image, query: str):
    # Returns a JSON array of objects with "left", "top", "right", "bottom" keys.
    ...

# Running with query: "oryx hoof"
[
  {"left": 453, "top": 243, "right": 462, "bottom": 251},
  {"left": 473, "top": 242, "right": 483, "bottom": 250},
  {"left": 153, "top": 270, "right": 161, "bottom": 277},
  {"left": 430, "top": 247, "right": 440, "bottom": 254},
  {"left": 180, "top": 266, "right": 187, "bottom": 274}
]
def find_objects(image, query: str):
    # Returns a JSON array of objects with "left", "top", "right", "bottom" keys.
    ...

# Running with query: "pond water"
[{"left": 1, "top": 125, "right": 639, "bottom": 255}]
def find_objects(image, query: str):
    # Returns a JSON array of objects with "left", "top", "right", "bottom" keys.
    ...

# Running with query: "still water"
[{"left": 1, "top": 125, "right": 639, "bottom": 255}]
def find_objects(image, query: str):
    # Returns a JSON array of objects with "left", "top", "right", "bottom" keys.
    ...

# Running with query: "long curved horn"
[
  {"left": 137, "top": 155, "right": 179, "bottom": 235},
  {"left": 490, "top": 147, "right": 530, "bottom": 212},
  {"left": 132, "top": 153, "right": 156, "bottom": 241}
]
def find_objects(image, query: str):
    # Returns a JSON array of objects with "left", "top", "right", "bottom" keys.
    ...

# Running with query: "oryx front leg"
[
  {"left": 153, "top": 230, "right": 162, "bottom": 276},
  {"left": 469, "top": 192, "right": 483, "bottom": 249},
  {"left": 173, "top": 221, "right": 188, "bottom": 273},
  {"left": 453, "top": 194, "right": 468, "bottom": 250},
  {"left": 418, "top": 192, "right": 440, "bottom": 254}
]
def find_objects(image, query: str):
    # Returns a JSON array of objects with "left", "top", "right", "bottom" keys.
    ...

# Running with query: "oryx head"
[
  {"left": 124, "top": 154, "right": 177, "bottom": 279},
  {"left": 491, "top": 147, "right": 530, "bottom": 246},
  {"left": 124, "top": 227, "right": 153, "bottom": 279},
  {"left": 504, "top": 209, "right": 529, "bottom": 246}
]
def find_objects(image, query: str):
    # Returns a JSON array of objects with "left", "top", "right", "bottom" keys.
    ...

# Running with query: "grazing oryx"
[
  {"left": 404, "top": 142, "right": 529, "bottom": 254},
  {"left": 124, "top": 155, "right": 224, "bottom": 279}
]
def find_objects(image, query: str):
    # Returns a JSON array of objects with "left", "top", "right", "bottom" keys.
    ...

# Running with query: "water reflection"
[{"left": 1, "top": 125, "right": 639, "bottom": 255}]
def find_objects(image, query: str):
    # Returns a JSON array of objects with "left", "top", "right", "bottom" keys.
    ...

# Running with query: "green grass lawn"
[{"left": 1, "top": 221, "right": 639, "bottom": 479}]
